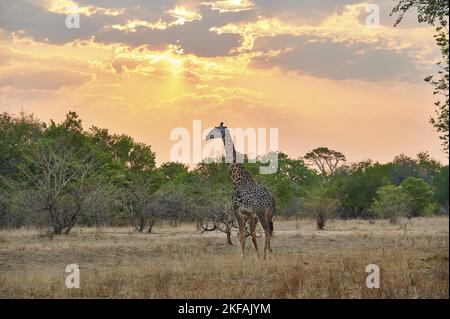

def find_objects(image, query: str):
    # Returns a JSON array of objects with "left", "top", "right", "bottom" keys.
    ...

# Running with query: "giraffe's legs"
[
  {"left": 248, "top": 213, "right": 260, "bottom": 258},
  {"left": 237, "top": 211, "right": 247, "bottom": 258},
  {"left": 263, "top": 228, "right": 270, "bottom": 260},
  {"left": 263, "top": 208, "right": 274, "bottom": 259},
  {"left": 268, "top": 231, "right": 273, "bottom": 253},
  {"left": 267, "top": 208, "right": 274, "bottom": 253}
]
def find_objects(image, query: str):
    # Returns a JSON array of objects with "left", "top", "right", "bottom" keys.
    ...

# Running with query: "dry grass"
[{"left": 0, "top": 217, "right": 448, "bottom": 298}]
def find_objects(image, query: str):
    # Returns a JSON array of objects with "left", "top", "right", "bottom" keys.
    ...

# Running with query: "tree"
[
  {"left": 401, "top": 177, "right": 435, "bottom": 216},
  {"left": 159, "top": 162, "right": 189, "bottom": 180},
  {"left": 389, "top": 154, "right": 421, "bottom": 185},
  {"left": 427, "top": 26, "right": 449, "bottom": 153},
  {"left": 152, "top": 186, "right": 192, "bottom": 226},
  {"left": 193, "top": 159, "right": 231, "bottom": 185},
  {"left": 329, "top": 161, "right": 391, "bottom": 219},
  {"left": 5, "top": 139, "right": 96, "bottom": 234},
  {"left": 389, "top": 152, "right": 442, "bottom": 186},
  {"left": 123, "top": 172, "right": 161, "bottom": 233},
  {"left": 76, "top": 177, "right": 119, "bottom": 227},
  {"left": 62, "top": 111, "right": 83, "bottom": 133},
  {"left": 275, "top": 152, "right": 318, "bottom": 186},
  {"left": 302, "top": 186, "right": 339, "bottom": 230},
  {"left": 416, "top": 151, "right": 443, "bottom": 183},
  {"left": 198, "top": 202, "right": 237, "bottom": 245},
  {"left": 110, "top": 134, "right": 156, "bottom": 172},
  {"left": 0, "top": 112, "right": 43, "bottom": 228},
  {"left": 0, "top": 112, "right": 42, "bottom": 176},
  {"left": 371, "top": 185, "right": 412, "bottom": 224},
  {"left": 391, "top": 0, "right": 449, "bottom": 153},
  {"left": 433, "top": 166, "right": 449, "bottom": 213},
  {"left": 304, "top": 147, "right": 346, "bottom": 177}
]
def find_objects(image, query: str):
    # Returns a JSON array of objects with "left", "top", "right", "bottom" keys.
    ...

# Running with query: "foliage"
[
  {"left": 303, "top": 147, "right": 346, "bottom": 177},
  {"left": 401, "top": 177, "right": 435, "bottom": 216},
  {"left": 371, "top": 185, "right": 412, "bottom": 224},
  {"left": 329, "top": 161, "right": 391, "bottom": 219},
  {"left": 0, "top": 111, "right": 447, "bottom": 234},
  {"left": 433, "top": 166, "right": 449, "bottom": 213}
]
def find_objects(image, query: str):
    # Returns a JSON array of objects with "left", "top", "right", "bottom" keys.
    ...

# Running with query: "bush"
[
  {"left": 371, "top": 185, "right": 412, "bottom": 224},
  {"left": 401, "top": 177, "right": 435, "bottom": 217},
  {"left": 302, "top": 187, "right": 339, "bottom": 230}
]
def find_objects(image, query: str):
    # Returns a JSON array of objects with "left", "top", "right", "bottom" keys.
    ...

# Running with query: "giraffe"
[{"left": 206, "top": 122, "right": 275, "bottom": 259}]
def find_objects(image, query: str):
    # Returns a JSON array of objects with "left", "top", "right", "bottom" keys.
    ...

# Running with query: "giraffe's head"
[{"left": 205, "top": 122, "right": 227, "bottom": 140}]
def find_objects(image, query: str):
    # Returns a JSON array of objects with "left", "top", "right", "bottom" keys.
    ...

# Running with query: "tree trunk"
[
  {"left": 53, "top": 223, "right": 63, "bottom": 235},
  {"left": 316, "top": 210, "right": 326, "bottom": 230},
  {"left": 64, "top": 212, "right": 78, "bottom": 235},
  {"left": 136, "top": 216, "right": 145, "bottom": 232},
  {"left": 148, "top": 217, "right": 156, "bottom": 233},
  {"left": 226, "top": 227, "right": 233, "bottom": 245}
]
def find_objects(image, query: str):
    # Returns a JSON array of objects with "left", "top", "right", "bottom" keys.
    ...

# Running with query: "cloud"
[
  {"left": 46, "top": 0, "right": 125, "bottom": 16},
  {"left": 97, "top": 18, "right": 242, "bottom": 57},
  {"left": 0, "top": 0, "right": 440, "bottom": 82},
  {"left": 209, "top": 2, "right": 437, "bottom": 80},
  {"left": 0, "top": 69, "right": 91, "bottom": 90},
  {"left": 108, "top": 44, "right": 248, "bottom": 81},
  {"left": 0, "top": 0, "right": 104, "bottom": 43},
  {"left": 0, "top": 0, "right": 251, "bottom": 57},
  {"left": 105, "top": 5, "right": 202, "bottom": 32},
  {"left": 210, "top": 3, "right": 390, "bottom": 52},
  {"left": 252, "top": 35, "right": 419, "bottom": 81},
  {"left": 168, "top": 5, "right": 202, "bottom": 25},
  {"left": 201, "top": 0, "right": 255, "bottom": 13}
]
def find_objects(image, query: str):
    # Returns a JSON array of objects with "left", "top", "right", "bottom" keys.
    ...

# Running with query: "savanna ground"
[{"left": 0, "top": 217, "right": 448, "bottom": 298}]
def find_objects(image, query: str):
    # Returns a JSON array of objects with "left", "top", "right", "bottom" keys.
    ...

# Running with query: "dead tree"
[
  {"left": 199, "top": 212, "right": 235, "bottom": 245},
  {"left": 152, "top": 193, "right": 188, "bottom": 229},
  {"left": 199, "top": 203, "right": 262, "bottom": 245},
  {"left": 3, "top": 142, "right": 95, "bottom": 234},
  {"left": 123, "top": 177, "right": 158, "bottom": 233}
]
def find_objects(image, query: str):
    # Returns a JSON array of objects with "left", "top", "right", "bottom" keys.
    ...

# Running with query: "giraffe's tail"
[{"left": 268, "top": 220, "right": 274, "bottom": 237}]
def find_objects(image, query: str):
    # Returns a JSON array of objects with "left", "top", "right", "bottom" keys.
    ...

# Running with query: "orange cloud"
[
  {"left": 105, "top": 5, "right": 202, "bottom": 33},
  {"left": 201, "top": 0, "right": 255, "bottom": 13},
  {"left": 45, "top": 0, "right": 125, "bottom": 16}
]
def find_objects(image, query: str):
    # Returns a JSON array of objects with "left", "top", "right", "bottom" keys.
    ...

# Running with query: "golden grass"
[{"left": 0, "top": 217, "right": 448, "bottom": 298}]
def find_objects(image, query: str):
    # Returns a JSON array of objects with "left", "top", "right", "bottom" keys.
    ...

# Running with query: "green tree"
[
  {"left": 371, "top": 185, "right": 412, "bottom": 224},
  {"left": 401, "top": 177, "right": 435, "bottom": 216},
  {"left": 329, "top": 161, "right": 391, "bottom": 218},
  {"left": 123, "top": 171, "right": 161, "bottom": 233},
  {"left": 0, "top": 112, "right": 42, "bottom": 177},
  {"left": 304, "top": 147, "right": 346, "bottom": 177},
  {"left": 159, "top": 162, "right": 189, "bottom": 180},
  {"left": 110, "top": 134, "right": 156, "bottom": 172},
  {"left": 433, "top": 166, "right": 449, "bottom": 213},
  {"left": 276, "top": 152, "right": 318, "bottom": 186},
  {"left": 129, "top": 142, "right": 156, "bottom": 172},
  {"left": 193, "top": 159, "right": 231, "bottom": 186}
]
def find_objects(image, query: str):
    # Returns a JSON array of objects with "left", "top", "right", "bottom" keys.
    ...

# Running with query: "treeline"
[{"left": 0, "top": 111, "right": 448, "bottom": 234}]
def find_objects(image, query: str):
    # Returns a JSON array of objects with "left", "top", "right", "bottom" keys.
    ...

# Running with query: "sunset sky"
[{"left": 0, "top": 0, "right": 446, "bottom": 165}]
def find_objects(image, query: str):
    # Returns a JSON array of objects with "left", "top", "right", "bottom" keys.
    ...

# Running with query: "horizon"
[{"left": 4, "top": 108, "right": 448, "bottom": 168}]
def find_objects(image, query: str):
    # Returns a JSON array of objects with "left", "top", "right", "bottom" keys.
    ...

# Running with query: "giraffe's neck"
[
  {"left": 222, "top": 130, "right": 254, "bottom": 186},
  {"left": 221, "top": 129, "right": 237, "bottom": 163}
]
